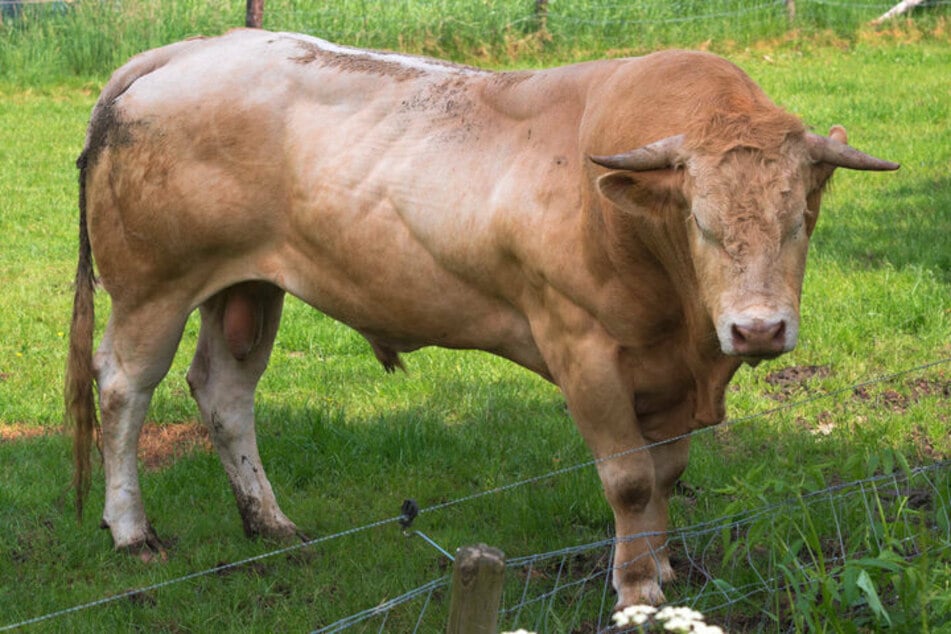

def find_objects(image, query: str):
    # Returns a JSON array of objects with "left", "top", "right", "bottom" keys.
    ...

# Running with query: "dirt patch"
[
  {"left": 0, "top": 423, "right": 51, "bottom": 441},
  {"left": 908, "top": 376, "right": 951, "bottom": 399},
  {"left": 764, "top": 364, "right": 831, "bottom": 401},
  {"left": 138, "top": 422, "right": 211, "bottom": 471},
  {"left": 765, "top": 364, "right": 831, "bottom": 387},
  {"left": 0, "top": 421, "right": 211, "bottom": 470},
  {"left": 852, "top": 375, "right": 950, "bottom": 414}
]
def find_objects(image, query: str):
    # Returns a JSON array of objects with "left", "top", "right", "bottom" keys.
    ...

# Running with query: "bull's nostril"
[
  {"left": 731, "top": 324, "right": 747, "bottom": 346},
  {"left": 772, "top": 320, "right": 786, "bottom": 343},
  {"left": 730, "top": 319, "right": 787, "bottom": 355}
]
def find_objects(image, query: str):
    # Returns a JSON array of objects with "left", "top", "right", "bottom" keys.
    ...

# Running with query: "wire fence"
[
  {"left": 3, "top": 0, "right": 951, "bottom": 79},
  {"left": 501, "top": 460, "right": 950, "bottom": 633},
  {"left": 4, "top": 357, "right": 948, "bottom": 632},
  {"left": 257, "top": 0, "right": 951, "bottom": 58},
  {"left": 308, "top": 359, "right": 951, "bottom": 633}
]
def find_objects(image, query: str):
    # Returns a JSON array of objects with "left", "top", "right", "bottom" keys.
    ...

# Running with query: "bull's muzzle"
[
  {"left": 731, "top": 318, "right": 787, "bottom": 357},
  {"left": 718, "top": 309, "right": 798, "bottom": 359}
]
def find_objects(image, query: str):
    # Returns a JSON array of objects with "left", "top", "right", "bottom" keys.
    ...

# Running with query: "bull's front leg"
[
  {"left": 575, "top": 400, "right": 674, "bottom": 608},
  {"left": 542, "top": 333, "right": 676, "bottom": 607}
]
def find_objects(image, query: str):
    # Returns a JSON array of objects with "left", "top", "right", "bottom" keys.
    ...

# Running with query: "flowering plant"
[
  {"left": 613, "top": 605, "right": 724, "bottom": 633},
  {"left": 503, "top": 605, "right": 725, "bottom": 634}
]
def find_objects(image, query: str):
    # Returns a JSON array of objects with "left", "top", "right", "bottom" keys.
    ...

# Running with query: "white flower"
[
  {"left": 613, "top": 604, "right": 657, "bottom": 626},
  {"left": 612, "top": 603, "right": 724, "bottom": 633},
  {"left": 612, "top": 611, "right": 631, "bottom": 627},
  {"left": 656, "top": 606, "right": 704, "bottom": 623},
  {"left": 662, "top": 616, "right": 697, "bottom": 632}
]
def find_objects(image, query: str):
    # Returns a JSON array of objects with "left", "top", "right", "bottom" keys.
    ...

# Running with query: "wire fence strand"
[
  {"left": 3, "top": 356, "right": 948, "bottom": 631},
  {"left": 0, "top": 357, "right": 951, "bottom": 632}
]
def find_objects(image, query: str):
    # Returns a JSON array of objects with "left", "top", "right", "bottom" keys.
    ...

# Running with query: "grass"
[
  {"left": 1, "top": 2, "right": 950, "bottom": 632},
  {"left": 2, "top": 0, "right": 950, "bottom": 80}
]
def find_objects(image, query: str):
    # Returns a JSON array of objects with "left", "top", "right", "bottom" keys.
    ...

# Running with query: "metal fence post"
[{"left": 446, "top": 544, "right": 506, "bottom": 634}]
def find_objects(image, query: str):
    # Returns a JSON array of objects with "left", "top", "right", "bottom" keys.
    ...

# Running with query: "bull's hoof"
[
  {"left": 614, "top": 578, "right": 667, "bottom": 611},
  {"left": 243, "top": 515, "right": 300, "bottom": 543},
  {"left": 660, "top": 557, "right": 676, "bottom": 583},
  {"left": 113, "top": 523, "right": 168, "bottom": 563},
  {"left": 235, "top": 495, "right": 299, "bottom": 542}
]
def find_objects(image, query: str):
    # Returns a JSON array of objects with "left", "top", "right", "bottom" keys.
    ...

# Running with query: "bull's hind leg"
[
  {"left": 96, "top": 304, "right": 189, "bottom": 556},
  {"left": 186, "top": 282, "right": 297, "bottom": 539}
]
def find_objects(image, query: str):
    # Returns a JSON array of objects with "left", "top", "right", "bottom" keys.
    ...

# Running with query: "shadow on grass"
[
  {"left": 814, "top": 173, "right": 951, "bottom": 277},
  {"left": 3, "top": 360, "right": 947, "bottom": 633}
]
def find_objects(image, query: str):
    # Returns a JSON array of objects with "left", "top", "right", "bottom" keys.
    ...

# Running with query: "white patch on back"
[{"left": 277, "top": 32, "right": 487, "bottom": 76}]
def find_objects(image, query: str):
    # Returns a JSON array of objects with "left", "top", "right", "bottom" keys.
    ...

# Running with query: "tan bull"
[{"left": 66, "top": 29, "right": 897, "bottom": 608}]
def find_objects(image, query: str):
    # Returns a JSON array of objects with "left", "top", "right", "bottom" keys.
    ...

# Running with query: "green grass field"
[{"left": 1, "top": 2, "right": 949, "bottom": 631}]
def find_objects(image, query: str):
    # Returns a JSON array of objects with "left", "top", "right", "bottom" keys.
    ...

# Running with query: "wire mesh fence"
[
  {"left": 7, "top": 359, "right": 946, "bottom": 632},
  {"left": 3, "top": 0, "right": 950, "bottom": 79},
  {"left": 305, "top": 458, "right": 950, "bottom": 632}
]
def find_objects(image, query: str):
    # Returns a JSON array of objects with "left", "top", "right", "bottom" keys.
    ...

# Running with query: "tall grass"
[
  {"left": 0, "top": 0, "right": 240, "bottom": 82},
  {"left": 0, "top": 1, "right": 949, "bottom": 631},
  {"left": 1, "top": 0, "right": 949, "bottom": 82}
]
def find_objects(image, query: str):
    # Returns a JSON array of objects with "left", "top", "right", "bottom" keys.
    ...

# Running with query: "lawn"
[{"left": 0, "top": 4, "right": 949, "bottom": 632}]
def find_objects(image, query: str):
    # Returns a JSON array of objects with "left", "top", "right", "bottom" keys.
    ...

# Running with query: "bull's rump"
[{"left": 84, "top": 30, "right": 542, "bottom": 358}]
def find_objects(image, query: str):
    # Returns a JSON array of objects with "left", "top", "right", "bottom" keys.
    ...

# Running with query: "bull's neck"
[
  {"left": 586, "top": 196, "right": 742, "bottom": 425},
  {"left": 590, "top": 194, "right": 707, "bottom": 333}
]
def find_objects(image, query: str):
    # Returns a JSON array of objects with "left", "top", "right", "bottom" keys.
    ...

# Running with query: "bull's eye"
[
  {"left": 692, "top": 214, "right": 718, "bottom": 244},
  {"left": 784, "top": 217, "right": 805, "bottom": 242}
]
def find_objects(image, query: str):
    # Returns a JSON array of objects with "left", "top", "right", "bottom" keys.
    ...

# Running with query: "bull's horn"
[
  {"left": 589, "top": 134, "right": 684, "bottom": 171},
  {"left": 806, "top": 132, "right": 899, "bottom": 171}
]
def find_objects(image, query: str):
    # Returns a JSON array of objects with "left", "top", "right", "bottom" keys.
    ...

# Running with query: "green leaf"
[
  {"left": 856, "top": 569, "right": 892, "bottom": 627},
  {"left": 852, "top": 556, "right": 903, "bottom": 574}
]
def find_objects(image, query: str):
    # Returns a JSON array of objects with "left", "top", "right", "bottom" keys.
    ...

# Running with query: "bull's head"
[{"left": 591, "top": 126, "right": 898, "bottom": 360}]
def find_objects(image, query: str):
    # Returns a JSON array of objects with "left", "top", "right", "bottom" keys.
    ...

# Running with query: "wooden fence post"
[
  {"left": 786, "top": 0, "right": 796, "bottom": 24},
  {"left": 446, "top": 544, "right": 506, "bottom": 634},
  {"left": 246, "top": 0, "right": 264, "bottom": 28},
  {"left": 534, "top": 0, "right": 550, "bottom": 34}
]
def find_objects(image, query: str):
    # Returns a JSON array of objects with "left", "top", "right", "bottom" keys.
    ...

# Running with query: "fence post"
[
  {"left": 785, "top": 0, "right": 796, "bottom": 24},
  {"left": 246, "top": 0, "right": 264, "bottom": 28},
  {"left": 446, "top": 544, "right": 506, "bottom": 634},
  {"left": 534, "top": 0, "right": 549, "bottom": 33}
]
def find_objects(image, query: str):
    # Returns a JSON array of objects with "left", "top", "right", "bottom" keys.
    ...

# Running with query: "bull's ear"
[
  {"left": 829, "top": 124, "right": 848, "bottom": 145},
  {"left": 810, "top": 125, "right": 847, "bottom": 188},
  {"left": 803, "top": 126, "right": 849, "bottom": 236},
  {"left": 596, "top": 169, "right": 685, "bottom": 212}
]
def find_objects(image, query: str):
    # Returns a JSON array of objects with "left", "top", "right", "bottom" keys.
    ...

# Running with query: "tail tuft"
[{"left": 66, "top": 159, "right": 98, "bottom": 521}]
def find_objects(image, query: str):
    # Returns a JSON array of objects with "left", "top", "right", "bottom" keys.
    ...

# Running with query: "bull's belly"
[{"left": 274, "top": 244, "right": 549, "bottom": 374}]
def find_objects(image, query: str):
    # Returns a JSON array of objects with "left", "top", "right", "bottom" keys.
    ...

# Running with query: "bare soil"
[{"left": 0, "top": 421, "right": 211, "bottom": 470}]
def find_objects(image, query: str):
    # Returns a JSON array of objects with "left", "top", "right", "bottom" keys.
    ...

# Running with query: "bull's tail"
[
  {"left": 66, "top": 151, "right": 98, "bottom": 521},
  {"left": 65, "top": 36, "right": 207, "bottom": 521}
]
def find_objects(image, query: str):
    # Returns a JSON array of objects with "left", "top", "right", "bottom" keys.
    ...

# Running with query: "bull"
[{"left": 66, "top": 29, "right": 898, "bottom": 608}]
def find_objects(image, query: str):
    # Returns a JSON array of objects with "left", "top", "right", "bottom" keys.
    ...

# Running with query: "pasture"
[{"left": 1, "top": 1, "right": 949, "bottom": 631}]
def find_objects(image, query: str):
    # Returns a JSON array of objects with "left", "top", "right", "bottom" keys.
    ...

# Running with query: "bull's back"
[{"left": 83, "top": 30, "right": 544, "bottom": 360}]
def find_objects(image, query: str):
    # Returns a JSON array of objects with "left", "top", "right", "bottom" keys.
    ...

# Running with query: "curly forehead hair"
[{"left": 682, "top": 92, "right": 807, "bottom": 158}]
